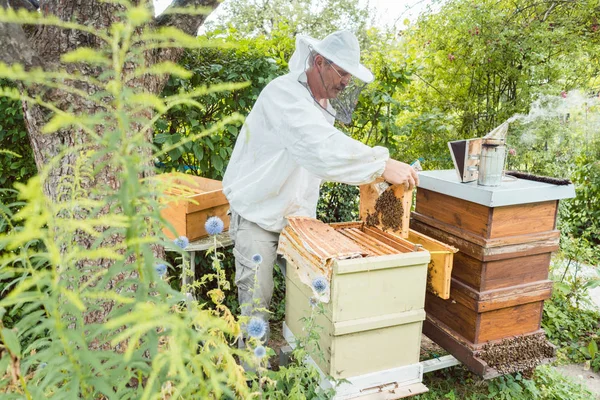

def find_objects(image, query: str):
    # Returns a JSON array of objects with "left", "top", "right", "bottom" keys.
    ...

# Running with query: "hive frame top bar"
[{"left": 418, "top": 170, "right": 575, "bottom": 207}]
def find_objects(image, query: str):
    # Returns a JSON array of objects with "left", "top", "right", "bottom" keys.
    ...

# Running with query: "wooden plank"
[
  {"left": 410, "top": 219, "right": 560, "bottom": 262},
  {"left": 450, "top": 252, "right": 483, "bottom": 291},
  {"left": 339, "top": 228, "right": 398, "bottom": 256},
  {"left": 425, "top": 292, "right": 478, "bottom": 343},
  {"left": 449, "top": 278, "right": 554, "bottom": 312},
  {"left": 407, "top": 230, "right": 457, "bottom": 300},
  {"left": 421, "top": 355, "right": 461, "bottom": 374},
  {"left": 483, "top": 253, "right": 551, "bottom": 290},
  {"left": 342, "top": 383, "right": 428, "bottom": 400},
  {"left": 477, "top": 301, "right": 544, "bottom": 343},
  {"left": 422, "top": 315, "right": 487, "bottom": 376},
  {"left": 186, "top": 190, "right": 228, "bottom": 213},
  {"left": 360, "top": 178, "right": 412, "bottom": 238},
  {"left": 362, "top": 226, "right": 416, "bottom": 253},
  {"left": 415, "top": 189, "right": 491, "bottom": 238},
  {"left": 489, "top": 201, "right": 558, "bottom": 238},
  {"left": 185, "top": 204, "right": 230, "bottom": 242},
  {"left": 161, "top": 200, "right": 186, "bottom": 240}
]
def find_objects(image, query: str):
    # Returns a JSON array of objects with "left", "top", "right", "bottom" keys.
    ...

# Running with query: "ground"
[{"left": 555, "top": 363, "right": 600, "bottom": 398}]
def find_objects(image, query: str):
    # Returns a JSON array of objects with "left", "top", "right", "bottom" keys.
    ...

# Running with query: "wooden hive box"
[
  {"left": 411, "top": 170, "right": 575, "bottom": 378},
  {"left": 159, "top": 172, "right": 230, "bottom": 241},
  {"left": 280, "top": 218, "right": 429, "bottom": 387},
  {"left": 359, "top": 180, "right": 458, "bottom": 299}
]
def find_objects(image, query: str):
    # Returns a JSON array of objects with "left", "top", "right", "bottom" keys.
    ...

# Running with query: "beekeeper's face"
[{"left": 315, "top": 54, "right": 352, "bottom": 99}]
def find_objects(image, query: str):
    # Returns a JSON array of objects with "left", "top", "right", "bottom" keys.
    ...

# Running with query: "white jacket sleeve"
[{"left": 278, "top": 96, "right": 389, "bottom": 185}]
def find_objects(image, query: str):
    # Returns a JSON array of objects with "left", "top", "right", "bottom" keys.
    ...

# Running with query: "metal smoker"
[{"left": 448, "top": 122, "right": 509, "bottom": 186}]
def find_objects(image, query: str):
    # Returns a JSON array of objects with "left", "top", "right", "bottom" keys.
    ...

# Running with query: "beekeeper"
[{"left": 222, "top": 30, "right": 419, "bottom": 343}]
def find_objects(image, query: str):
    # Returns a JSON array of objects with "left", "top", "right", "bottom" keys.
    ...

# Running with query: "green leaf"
[
  {"left": 1, "top": 328, "right": 21, "bottom": 356},
  {"left": 589, "top": 340, "right": 598, "bottom": 359},
  {"left": 61, "top": 47, "right": 110, "bottom": 66},
  {"left": 211, "top": 154, "right": 223, "bottom": 171}
]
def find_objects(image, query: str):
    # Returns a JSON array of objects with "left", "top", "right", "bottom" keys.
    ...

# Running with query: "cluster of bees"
[
  {"left": 476, "top": 333, "right": 555, "bottom": 375},
  {"left": 365, "top": 189, "right": 403, "bottom": 232}
]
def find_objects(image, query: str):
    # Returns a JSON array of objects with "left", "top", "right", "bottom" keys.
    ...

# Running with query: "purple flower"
[
  {"left": 173, "top": 236, "right": 189, "bottom": 249},
  {"left": 205, "top": 216, "right": 224, "bottom": 235},
  {"left": 309, "top": 297, "right": 319, "bottom": 308},
  {"left": 254, "top": 345, "right": 266, "bottom": 358},
  {"left": 247, "top": 317, "right": 267, "bottom": 339},
  {"left": 252, "top": 253, "right": 263, "bottom": 264},
  {"left": 155, "top": 263, "right": 167, "bottom": 277},
  {"left": 312, "top": 276, "right": 328, "bottom": 294}
]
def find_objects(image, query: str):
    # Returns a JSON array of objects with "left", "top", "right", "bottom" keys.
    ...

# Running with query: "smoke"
[{"left": 505, "top": 90, "right": 600, "bottom": 146}]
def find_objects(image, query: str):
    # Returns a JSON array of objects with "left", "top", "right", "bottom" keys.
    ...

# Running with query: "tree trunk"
[{"left": 0, "top": 0, "right": 220, "bottom": 331}]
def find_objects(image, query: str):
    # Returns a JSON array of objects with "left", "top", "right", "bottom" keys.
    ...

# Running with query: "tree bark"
[{"left": 0, "top": 0, "right": 220, "bottom": 332}]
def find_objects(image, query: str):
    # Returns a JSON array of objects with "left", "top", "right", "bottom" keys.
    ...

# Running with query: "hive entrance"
[{"left": 475, "top": 333, "right": 555, "bottom": 375}]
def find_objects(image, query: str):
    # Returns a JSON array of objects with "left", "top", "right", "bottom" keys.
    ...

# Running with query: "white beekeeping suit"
[
  {"left": 223, "top": 31, "right": 389, "bottom": 233},
  {"left": 222, "top": 30, "right": 389, "bottom": 355}
]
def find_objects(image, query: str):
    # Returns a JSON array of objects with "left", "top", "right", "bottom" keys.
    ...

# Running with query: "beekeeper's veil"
[{"left": 288, "top": 30, "right": 374, "bottom": 125}]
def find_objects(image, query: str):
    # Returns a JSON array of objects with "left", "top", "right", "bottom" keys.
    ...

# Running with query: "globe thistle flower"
[
  {"left": 252, "top": 253, "right": 263, "bottom": 264},
  {"left": 155, "top": 263, "right": 167, "bottom": 277},
  {"left": 173, "top": 236, "right": 189, "bottom": 249},
  {"left": 309, "top": 297, "right": 319, "bottom": 308},
  {"left": 247, "top": 317, "right": 267, "bottom": 339},
  {"left": 312, "top": 276, "right": 328, "bottom": 294},
  {"left": 254, "top": 345, "right": 267, "bottom": 358},
  {"left": 205, "top": 216, "right": 224, "bottom": 235}
]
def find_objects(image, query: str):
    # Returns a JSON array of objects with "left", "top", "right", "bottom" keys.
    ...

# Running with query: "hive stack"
[
  {"left": 411, "top": 170, "right": 575, "bottom": 378},
  {"left": 280, "top": 217, "right": 430, "bottom": 398}
]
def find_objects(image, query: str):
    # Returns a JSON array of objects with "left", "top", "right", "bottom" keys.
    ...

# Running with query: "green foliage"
[
  {"left": 396, "top": 0, "right": 599, "bottom": 170},
  {"left": 414, "top": 364, "right": 593, "bottom": 400},
  {"left": 155, "top": 35, "right": 286, "bottom": 179},
  {"left": 563, "top": 153, "right": 600, "bottom": 250},
  {"left": 0, "top": 80, "right": 36, "bottom": 207},
  {"left": 316, "top": 182, "right": 359, "bottom": 224},
  {"left": 0, "top": 3, "right": 303, "bottom": 398},
  {"left": 207, "top": 0, "right": 371, "bottom": 40},
  {"left": 542, "top": 255, "right": 600, "bottom": 372}
]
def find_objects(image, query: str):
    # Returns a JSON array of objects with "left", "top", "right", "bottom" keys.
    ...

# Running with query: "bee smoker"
[{"left": 448, "top": 122, "right": 509, "bottom": 186}]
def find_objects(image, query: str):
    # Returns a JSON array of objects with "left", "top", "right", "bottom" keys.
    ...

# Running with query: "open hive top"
[{"left": 278, "top": 217, "right": 418, "bottom": 285}]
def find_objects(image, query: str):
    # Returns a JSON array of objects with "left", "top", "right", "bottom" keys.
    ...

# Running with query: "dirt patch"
[
  {"left": 420, "top": 335, "right": 448, "bottom": 361},
  {"left": 555, "top": 363, "right": 600, "bottom": 398},
  {"left": 267, "top": 323, "right": 287, "bottom": 371}
]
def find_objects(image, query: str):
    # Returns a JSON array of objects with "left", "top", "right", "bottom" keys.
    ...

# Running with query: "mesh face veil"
[
  {"left": 302, "top": 48, "right": 367, "bottom": 125},
  {"left": 328, "top": 73, "right": 367, "bottom": 125}
]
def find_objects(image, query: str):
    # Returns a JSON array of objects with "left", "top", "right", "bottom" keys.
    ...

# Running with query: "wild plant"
[{"left": 0, "top": 3, "right": 335, "bottom": 398}]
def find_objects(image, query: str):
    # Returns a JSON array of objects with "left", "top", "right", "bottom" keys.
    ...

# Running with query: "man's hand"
[{"left": 382, "top": 159, "right": 419, "bottom": 190}]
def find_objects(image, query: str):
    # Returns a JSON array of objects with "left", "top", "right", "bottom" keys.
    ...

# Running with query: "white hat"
[{"left": 288, "top": 30, "right": 374, "bottom": 83}]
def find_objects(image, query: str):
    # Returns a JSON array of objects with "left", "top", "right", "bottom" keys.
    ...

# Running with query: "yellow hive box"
[{"left": 281, "top": 219, "right": 429, "bottom": 381}]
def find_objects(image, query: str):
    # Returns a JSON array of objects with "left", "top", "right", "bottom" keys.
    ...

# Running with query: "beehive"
[
  {"left": 280, "top": 217, "right": 429, "bottom": 382},
  {"left": 359, "top": 180, "right": 458, "bottom": 299},
  {"left": 412, "top": 170, "right": 575, "bottom": 378},
  {"left": 158, "top": 173, "right": 230, "bottom": 241}
]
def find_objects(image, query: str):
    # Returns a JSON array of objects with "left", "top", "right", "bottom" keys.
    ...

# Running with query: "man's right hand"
[{"left": 381, "top": 159, "right": 419, "bottom": 190}]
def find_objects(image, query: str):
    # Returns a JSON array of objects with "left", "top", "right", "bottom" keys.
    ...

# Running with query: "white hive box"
[{"left": 279, "top": 217, "right": 430, "bottom": 397}]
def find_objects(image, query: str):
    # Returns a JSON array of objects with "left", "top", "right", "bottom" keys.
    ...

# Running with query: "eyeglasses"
[{"left": 324, "top": 59, "right": 352, "bottom": 83}]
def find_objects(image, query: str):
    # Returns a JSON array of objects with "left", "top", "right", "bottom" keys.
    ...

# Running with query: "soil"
[
  {"left": 555, "top": 363, "right": 600, "bottom": 398},
  {"left": 267, "top": 323, "right": 287, "bottom": 371}
]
